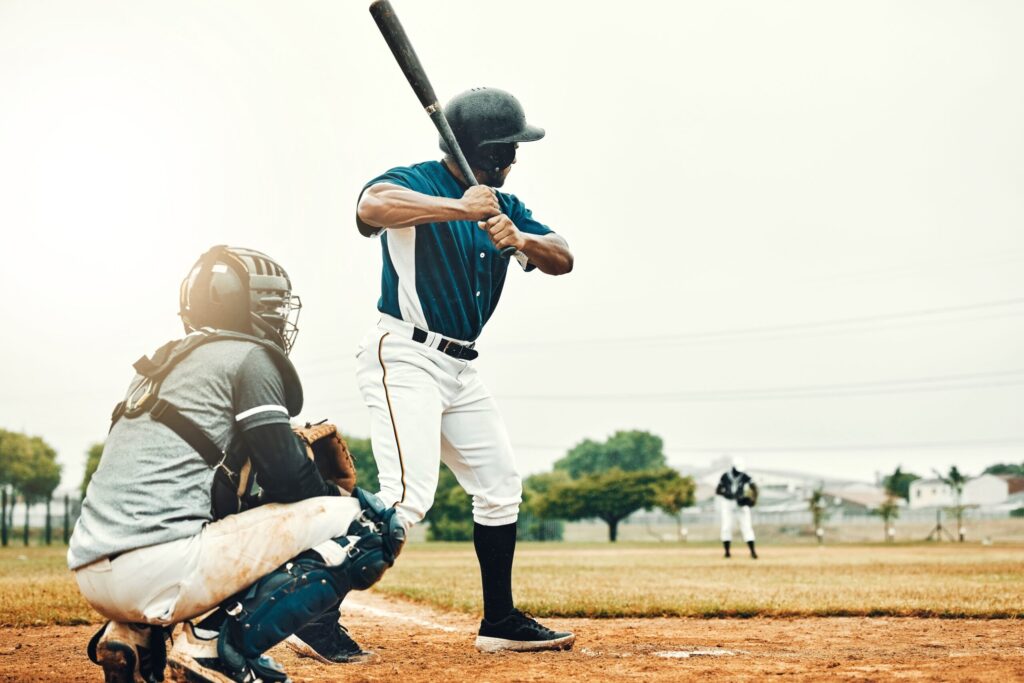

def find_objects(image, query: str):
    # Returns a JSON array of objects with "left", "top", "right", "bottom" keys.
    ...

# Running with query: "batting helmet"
[
  {"left": 179, "top": 245, "right": 302, "bottom": 354},
  {"left": 440, "top": 87, "right": 545, "bottom": 173}
]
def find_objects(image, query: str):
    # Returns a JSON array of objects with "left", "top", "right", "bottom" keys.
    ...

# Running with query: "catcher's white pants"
[
  {"left": 356, "top": 316, "right": 522, "bottom": 529},
  {"left": 73, "top": 496, "right": 360, "bottom": 625},
  {"left": 718, "top": 496, "right": 755, "bottom": 542}
]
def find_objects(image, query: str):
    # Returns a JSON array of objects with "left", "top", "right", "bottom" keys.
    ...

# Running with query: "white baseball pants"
[
  {"left": 73, "top": 496, "right": 360, "bottom": 625},
  {"left": 718, "top": 496, "right": 755, "bottom": 542},
  {"left": 356, "top": 315, "right": 522, "bottom": 530}
]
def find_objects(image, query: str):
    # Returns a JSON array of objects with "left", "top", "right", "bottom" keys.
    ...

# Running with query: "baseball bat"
[{"left": 369, "top": 0, "right": 516, "bottom": 258}]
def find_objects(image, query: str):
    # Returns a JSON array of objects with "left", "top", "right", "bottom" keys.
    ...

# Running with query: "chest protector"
[{"left": 109, "top": 328, "right": 303, "bottom": 519}]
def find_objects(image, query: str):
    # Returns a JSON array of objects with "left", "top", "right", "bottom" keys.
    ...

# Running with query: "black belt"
[{"left": 411, "top": 327, "right": 478, "bottom": 361}]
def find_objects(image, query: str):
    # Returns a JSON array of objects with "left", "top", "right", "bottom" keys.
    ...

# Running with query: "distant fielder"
[{"left": 716, "top": 456, "right": 759, "bottom": 559}]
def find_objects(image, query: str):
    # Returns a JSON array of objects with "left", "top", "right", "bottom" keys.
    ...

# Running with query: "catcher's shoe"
[
  {"left": 285, "top": 613, "right": 375, "bottom": 664},
  {"left": 167, "top": 622, "right": 289, "bottom": 683},
  {"left": 87, "top": 620, "right": 167, "bottom": 683},
  {"left": 475, "top": 609, "right": 575, "bottom": 653}
]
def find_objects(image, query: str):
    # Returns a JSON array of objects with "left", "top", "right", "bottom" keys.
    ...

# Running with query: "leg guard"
[{"left": 217, "top": 488, "right": 406, "bottom": 672}]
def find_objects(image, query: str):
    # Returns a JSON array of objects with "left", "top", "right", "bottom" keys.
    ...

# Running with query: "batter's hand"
[
  {"left": 460, "top": 186, "right": 500, "bottom": 221},
  {"left": 478, "top": 214, "right": 526, "bottom": 253}
]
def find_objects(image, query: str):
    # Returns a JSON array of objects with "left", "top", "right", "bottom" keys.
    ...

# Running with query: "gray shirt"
[{"left": 68, "top": 339, "right": 291, "bottom": 569}]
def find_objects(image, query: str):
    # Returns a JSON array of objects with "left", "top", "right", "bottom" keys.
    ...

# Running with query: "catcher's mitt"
[{"left": 292, "top": 421, "right": 357, "bottom": 494}]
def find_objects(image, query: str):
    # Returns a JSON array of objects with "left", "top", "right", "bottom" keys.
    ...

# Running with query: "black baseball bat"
[{"left": 369, "top": 0, "right": 516, "bottom": 258}]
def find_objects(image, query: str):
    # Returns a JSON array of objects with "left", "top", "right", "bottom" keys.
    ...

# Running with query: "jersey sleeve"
[
  {"left": 232, "top": 346, "right": 292, "bottom": 432},
  {"left": 356, "top": 165, "right": 433, "bottom": 237},
  {"left": 233, "top": 346, "right": 339, "bottom": 502},
  {"left": 501, "top": 193, "right": 554, "bottom": 272}
]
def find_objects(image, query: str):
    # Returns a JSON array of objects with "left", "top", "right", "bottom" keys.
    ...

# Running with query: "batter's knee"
[{"left": 471, "top": 474, "right": 522, "bottom": 526}]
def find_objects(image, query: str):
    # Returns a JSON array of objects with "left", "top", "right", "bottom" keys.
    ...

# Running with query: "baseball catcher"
[
  {"left": 68, "top": 245, "right": 404, "bottom": 682},
  {"left": 715, "top": 456, "right": 759, "bottom": 559}
]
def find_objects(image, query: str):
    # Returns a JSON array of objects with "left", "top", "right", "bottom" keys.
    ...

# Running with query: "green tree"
[
  {"left": 81, "top": 442, "right": 104, "bottom": 498},
  {"left": 344, "top": 436, "right": 379, "bottom": 494},
  {"left": 518, "top": 471, "right": 570, "bottom": 541},
  {"left": 873, "top": 498, "right": 900, "bottom": 542},
  {"left": 5, "top": 432, "right": 36, "bottom": 544},
  {"left": 982, "top": 462, "right": 1024, "bottom": 477},
  {"left": 0, "top": 429, "right": 27, "bottom": 545},
  {"left": 554, "top": 430, "right": 666, "bottom": 479},
  {"left": 424, "top": 465, "right": 473, "bottom": 541},
  {"left": 13, "top": 436, "right": 61, "bottom": 546},
  {"left": 536, "top": 467, "right": 687, "bottom": 542},
  {"left": 937, "top": 466, "right": 968, "bottom": 542},
  {"left": 882, "top": 466, "right": 920, "bottom": 502},
  {"left": 654, "top": 474, "right": 696, "bottom": 540},
  {"left": 809, "top": 486, "right": 830, "bottom": 545}
]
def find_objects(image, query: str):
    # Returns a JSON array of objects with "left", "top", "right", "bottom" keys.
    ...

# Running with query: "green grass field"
[{"left": 3, "top": 543, "right": 1022, "bottom": 627}]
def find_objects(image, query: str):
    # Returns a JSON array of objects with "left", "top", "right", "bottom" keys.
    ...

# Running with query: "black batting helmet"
[
  {"left": 440, "top": 87, "right": 545, "bottom": 173},
  {"left": 179, "top": 245, "right": 302, "bottom": 354}
]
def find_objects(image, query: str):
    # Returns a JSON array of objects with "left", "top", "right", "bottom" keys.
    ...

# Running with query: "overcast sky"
[{"left": 1, "top": 0, "right": 1022, "bottom": 491}]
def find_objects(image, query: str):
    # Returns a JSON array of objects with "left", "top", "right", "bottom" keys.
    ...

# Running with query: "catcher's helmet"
[
  {"left": 179, "top": 245, "right": 301, "bottom": 354},
  {"left": 440, "top": 87, "right": 545, "bottom": 173}
]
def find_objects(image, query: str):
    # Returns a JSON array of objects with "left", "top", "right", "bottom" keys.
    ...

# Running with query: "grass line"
[{"left": 2, "top": 543, "right": 1022, "bottom": 627}]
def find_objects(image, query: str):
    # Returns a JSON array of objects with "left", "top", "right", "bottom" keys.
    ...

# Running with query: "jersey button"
[
  {"left": 475, "top": 291, "right": 481, "bottom": 297},
  {"left": 479, "top": 252, "right": 485, "bottom": 258}
]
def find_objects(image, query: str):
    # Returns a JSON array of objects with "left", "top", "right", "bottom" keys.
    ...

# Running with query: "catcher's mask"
[
  {"left": 179, "top": 245, "right": 301, "bottom": 354},
  {"left": 440, "top": 87, "right": 544, "bottom": 180}
]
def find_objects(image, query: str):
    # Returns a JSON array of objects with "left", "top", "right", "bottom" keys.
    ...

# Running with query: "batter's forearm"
[
  {"left": 521, "top": 233, "right": 574, "bottom": 275},
  {"left": 358, "top": 183, "right": 469, "bottom": 229}
]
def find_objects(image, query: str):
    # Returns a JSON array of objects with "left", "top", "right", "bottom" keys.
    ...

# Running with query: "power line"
[
  {"left": 493, "top": 369, "right": 1024, "bottom": 403},
  {"left": 487, "top": 297, "right": 1024, "bottom": 350},
  {"left": 510, "top": 436, "right": 1024, "bottom": 454}
]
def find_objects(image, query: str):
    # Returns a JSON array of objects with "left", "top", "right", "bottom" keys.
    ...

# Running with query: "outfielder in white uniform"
[
  {"left": 353, "top": 87, "right": 575, "bottom": 652},
  {"left": 715, "top": 457, "right": 759, "bottom": 559}
]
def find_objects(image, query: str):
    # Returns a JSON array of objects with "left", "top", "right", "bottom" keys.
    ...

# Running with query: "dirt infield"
[{"left": 1, "top": 592, "right": 1021, "bottom": 682}]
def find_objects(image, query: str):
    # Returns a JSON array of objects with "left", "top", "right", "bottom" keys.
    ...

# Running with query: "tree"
[
  {"left": 554, "top": 430, "right": 665, "bottom": 479},
  {"left": 12, "top": 436, "right": 61, "bottom": 546},
  {"left": 653, "top": 474, "right": 696, "bottom": 540},
  {"left": 937, "top": 466, "right": 968, "bottom": 542},
  {"left": 882, "top": 466, "right": 920, "bottom": 502},
  {"left": 344, "top": 436, "right": 379, "bottom": 494},
  {"left": 518, "top": 471, "right": 570, "bottom": 541},
  {"left": 424, "top": 465, "right": 473, "bottom": 541},
  {"left": 81, "top": 442, "right": 104, "bottom": 498},
  {"left": 983, "top": 462, "right": 1024, "bottom": 477},
  {"left": 0, "top": 429, "right": 25, "bottom": 546},
  {"left": 536, "top": 467, "right": 689, "bottom": 542},
  {"left": 4, "top": 432, "right": 36, "bottom": 545},
  {"left": 873, "top": 498, "right": 900, "bottom": 542},
  {"left": 809, "top": 485, "right": 830, "bottom": 545}
]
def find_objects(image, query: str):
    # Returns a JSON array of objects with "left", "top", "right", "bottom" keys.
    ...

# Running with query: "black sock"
[
  {"left": 473, "top": 522, "right": 517, "bottom": 623},
  {"left": 196, "top": 608, "right": 227, "bottom": 633}
]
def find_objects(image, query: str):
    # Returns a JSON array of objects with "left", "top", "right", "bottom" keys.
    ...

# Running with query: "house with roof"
[{"left": 908, "top": 474, "right": 1013, "bottom": 509}]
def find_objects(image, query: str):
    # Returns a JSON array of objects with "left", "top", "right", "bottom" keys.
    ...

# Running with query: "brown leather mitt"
[{"left": 292, "top": 421, "right": 357, "bottom": 494}]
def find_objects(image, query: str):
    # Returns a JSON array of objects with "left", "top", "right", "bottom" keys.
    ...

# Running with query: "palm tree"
[
  {"left": 873, "top": 498, "right": 900, "bottom": 542},
  {"left": 809, "top": 485, "right": 829, "bottom": 545},
  {"left": 936, "top": 466, "right": 968, "bottom": 542}
]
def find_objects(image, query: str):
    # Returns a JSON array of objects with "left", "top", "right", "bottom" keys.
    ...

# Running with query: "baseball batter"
[
  {"left": 353, "top": 87, "right": 574, "bottom": 652},
  {"left": 715, "top": 457, "right": 759, "bottom": 559}
]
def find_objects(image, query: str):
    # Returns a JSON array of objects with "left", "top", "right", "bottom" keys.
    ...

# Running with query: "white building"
[
  {"left": 909, "top": 479, "right": 954, "bottom": 509},
  {"left": 964, "top": 474, "right": 1010, "bottom": 506},
  {"left": 909, "top": 474, "right": 1010, "bottom": 509}
]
